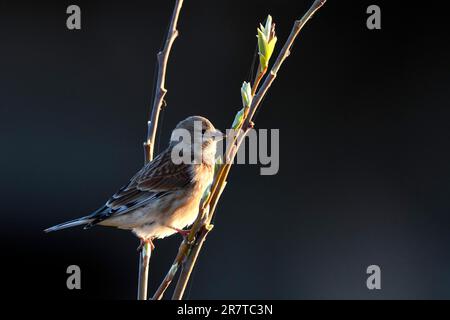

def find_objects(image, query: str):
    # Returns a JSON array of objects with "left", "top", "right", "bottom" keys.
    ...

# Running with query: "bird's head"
[{"left": 170, "top": 116, "right": 225, "bottom": 165}]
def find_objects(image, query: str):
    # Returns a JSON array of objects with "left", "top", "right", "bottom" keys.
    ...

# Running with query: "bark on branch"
[
  {"left": 137, "top": 0, "right": 184, "bottom": 300},
  {"left": 144, "top": 0, "right": 184, "bottom": 164}
]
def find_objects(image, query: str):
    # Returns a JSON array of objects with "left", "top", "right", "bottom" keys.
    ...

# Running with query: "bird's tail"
[{"left": 44, "top": 216, "right": 93, "bottom": 233}]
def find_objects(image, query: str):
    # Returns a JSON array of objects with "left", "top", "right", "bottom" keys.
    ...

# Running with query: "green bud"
[
  {"left": 232, "top": 108, "right": 245, "bottom": 129},
  {"left": 257, "top": 15, "right": 277, "bottom": 71},
  {"left": 240, "top": 81, "right": 253, "bottom": 107}
]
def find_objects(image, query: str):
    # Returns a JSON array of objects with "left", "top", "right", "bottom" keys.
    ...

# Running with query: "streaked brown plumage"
[{"left": 45, "top": 116, "right": 224, "bottom": 246}]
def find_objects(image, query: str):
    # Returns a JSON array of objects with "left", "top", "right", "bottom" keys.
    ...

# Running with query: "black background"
[{"left": 1, "top": 0, "right": 450, "bottom": 299}]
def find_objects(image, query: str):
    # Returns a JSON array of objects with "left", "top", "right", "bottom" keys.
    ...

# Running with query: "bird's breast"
[{"left": 164, "top": 164, "right": 214, "bottom": 228}]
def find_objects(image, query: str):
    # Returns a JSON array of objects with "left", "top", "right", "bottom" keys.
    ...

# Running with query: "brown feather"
[{"left": 105, "top": 146, "right": 192, "bottom": 210}]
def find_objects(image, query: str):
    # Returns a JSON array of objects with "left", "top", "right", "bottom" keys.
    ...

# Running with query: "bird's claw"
[
  {"left": 137, "top": 238, "right": 155, "bottom": 252},
  {"left": 168, "top": 226, "right": 192, "bottom": 241}
]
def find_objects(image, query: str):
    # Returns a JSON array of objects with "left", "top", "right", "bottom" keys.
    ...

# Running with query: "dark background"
[{"left": 1, "top": 0, "right": 449, "bottom": 299}]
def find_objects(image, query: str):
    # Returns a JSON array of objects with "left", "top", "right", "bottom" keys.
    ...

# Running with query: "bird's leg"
[
  {"left": 167, "top": 226, "right": 191, "bottom": 239},
  {"left": 137, "top": 237, "right": 155, "bottom": 252}
]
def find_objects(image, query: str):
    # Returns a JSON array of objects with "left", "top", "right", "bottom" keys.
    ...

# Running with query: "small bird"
[{"left": 45, "top": 116, "right": 224, "bottom": 249}]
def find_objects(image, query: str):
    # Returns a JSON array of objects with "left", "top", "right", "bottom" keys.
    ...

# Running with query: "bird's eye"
[{"left": 201, "top": 129, "right": 206, "bottom": 135}]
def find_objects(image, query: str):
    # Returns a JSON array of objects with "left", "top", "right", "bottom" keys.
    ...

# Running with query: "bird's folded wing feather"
[{"left": 87, "top": 149, "right": 193, "bottom": 225}]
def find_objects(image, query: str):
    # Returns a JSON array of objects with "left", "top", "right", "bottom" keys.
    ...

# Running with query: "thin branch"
[
  {"left": 169, "top": 0, "right": 327, "bottom": 300},
  {"left": 151, "top": 206, "right": 210, "bottom": 300},
  {"left": 171, "top": 227, "right": 209, "bottom": 299},
  {"left": 244, "top": 0, "right": 326, "bottom": 128},
  {"left": 172, "top": 184, "right": 226, "bottom": 300},
  {"left": 137, "top": 242, "right": 151, "bottom": 299},
  {"left": 151, "top": 241, "right": 189, "bottom": 300},
  {"left": 137, "top": 0, "right": 184, "bottom": 300},
  {"left": 144, "top": 0, "right": 184, "bottom": 163},
  {"left": 251, "top": 65, "right": 266, "bottom": 96}
]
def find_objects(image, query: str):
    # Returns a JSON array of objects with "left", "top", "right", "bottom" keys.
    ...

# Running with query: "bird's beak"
[{"left": 212, "top": 129, "right": 226, "bottom": 141}]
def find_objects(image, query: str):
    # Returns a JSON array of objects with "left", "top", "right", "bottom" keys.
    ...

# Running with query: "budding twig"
[{"left": 244, "top": 0, "right": 326, "bottom": 127}]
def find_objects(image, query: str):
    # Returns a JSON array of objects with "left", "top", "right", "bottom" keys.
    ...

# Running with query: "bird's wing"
[
  {"left": 129, "top": 148, "right": 193, "bottom": 192},
  {"left": 86, "top": 148, "right": 193, "bottom": 227}
]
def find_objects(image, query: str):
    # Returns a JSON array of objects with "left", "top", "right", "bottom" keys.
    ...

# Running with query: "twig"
[
  {"left": 137, "top": 0, "right": 184, "bottom": 300},
  {"left": 144, "top": 0, "right": 184, "bottom": 163},
  {"left": 137, "top": 242, "right": 151, "bottom": 299},
  {"left": 172, "top": 184, "right": 225, "bottom": 300},
  {"left": 244, "top": 0, "right": 326, "bottom": 128},
  {"left": 169, "top": 0, "right": 327, "bottom": 300},
  {"left": 171, "top": 227, "right": 209, "bottom": 299},
  {"left": 251, "top": 65, "right": 266, "bottom": 96},
  {"left": 151, "top": 205, "right": 211, "bottom": 300},
  {"left": 151, "top": 242, "right": 189, "bottom": 300}
]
